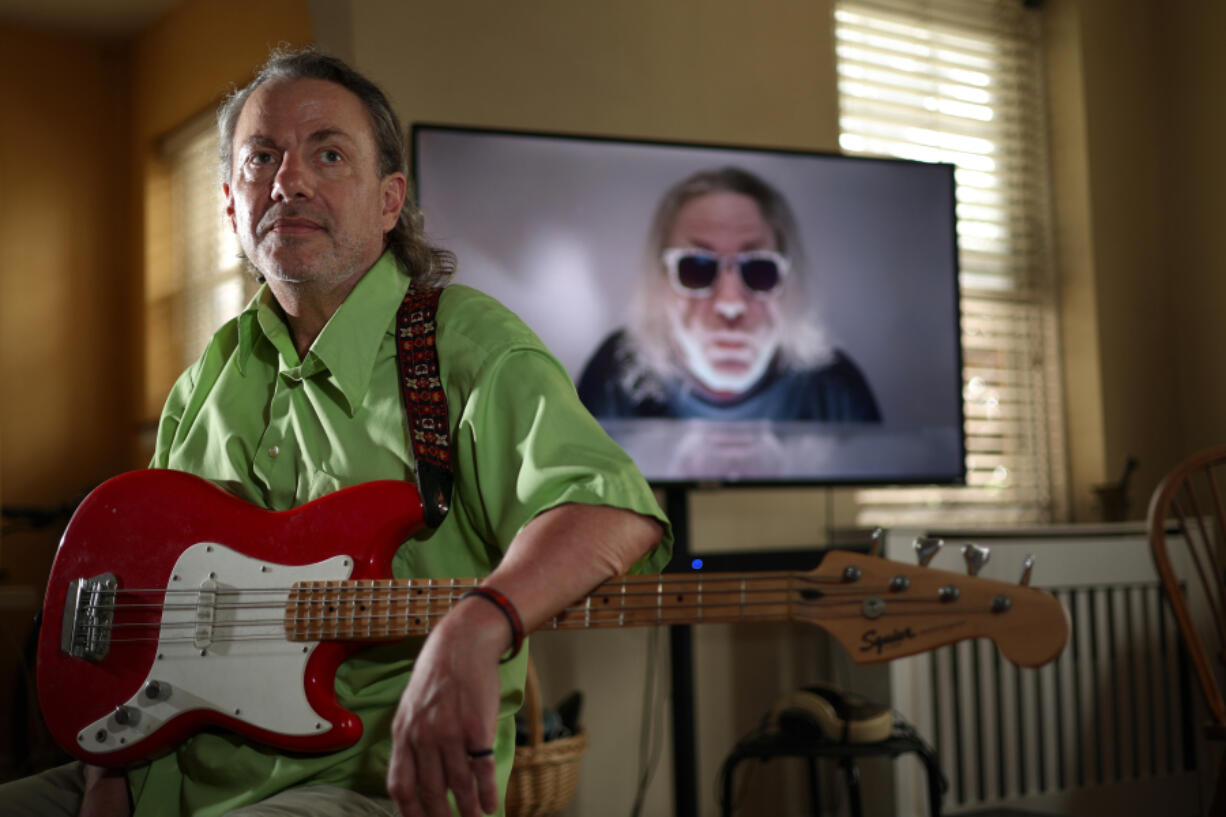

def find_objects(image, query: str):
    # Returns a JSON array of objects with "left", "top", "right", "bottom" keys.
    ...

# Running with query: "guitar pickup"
[
  {"left": 195, "top": 579, "right": 217, "bottom": 649},
  {"left": 62, "top": 573, "right": 118, "bottom": 662}
]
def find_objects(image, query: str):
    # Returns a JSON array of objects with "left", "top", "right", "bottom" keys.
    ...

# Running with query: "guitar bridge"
[{"left": 62, "top": 573, "right": 118, "bottom": 662}]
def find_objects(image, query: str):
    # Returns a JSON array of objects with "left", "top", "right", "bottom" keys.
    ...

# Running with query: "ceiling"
[{"left": 0, "top": 0, "right": 180, "bottom": 38}]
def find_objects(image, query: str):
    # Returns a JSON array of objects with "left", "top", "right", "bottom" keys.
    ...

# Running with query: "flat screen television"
[{"left": 411, "top": 124, "right": 964, "bottom": 487}]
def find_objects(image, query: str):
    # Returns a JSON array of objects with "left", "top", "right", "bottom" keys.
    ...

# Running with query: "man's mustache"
[{"left": 257, "top": 206, "right": 330, "bottom": 236}]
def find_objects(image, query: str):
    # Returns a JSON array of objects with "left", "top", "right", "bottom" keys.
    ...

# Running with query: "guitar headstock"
[{"left": 797, "top": 550, "right": 1069, "bottom": 668}]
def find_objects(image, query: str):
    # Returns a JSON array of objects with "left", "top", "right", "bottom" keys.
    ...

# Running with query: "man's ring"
[{"left": 467, "top": 748, "right": 494, "bottom": 760}]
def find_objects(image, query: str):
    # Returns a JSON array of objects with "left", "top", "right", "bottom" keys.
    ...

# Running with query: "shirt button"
[{"left": 268, "top": 445, "right": 280, "bottom": 458}]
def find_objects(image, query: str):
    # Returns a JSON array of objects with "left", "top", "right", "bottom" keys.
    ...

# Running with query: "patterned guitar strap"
[{"left": 394, "top": 285, "right": 453, "bottom": 529}]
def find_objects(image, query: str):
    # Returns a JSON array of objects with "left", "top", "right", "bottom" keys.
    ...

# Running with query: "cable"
[{"left": 629, "top": 628, "right": 666, "bottom": 817}]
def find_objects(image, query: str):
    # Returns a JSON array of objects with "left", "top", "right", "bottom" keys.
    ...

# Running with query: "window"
[
  {"left": 142, "top": 111, "right": 254, "bottom": 451},
  {"left": 163, "top": 113, "right": 250, "bottom": 367},
  {"left": 836, "top": 0, "right": 1068, "bottom": 524}
]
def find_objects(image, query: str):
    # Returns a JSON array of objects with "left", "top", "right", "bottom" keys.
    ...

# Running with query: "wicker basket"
[{"left": 505, "top": 661, "right": 589, "bottom": 817}]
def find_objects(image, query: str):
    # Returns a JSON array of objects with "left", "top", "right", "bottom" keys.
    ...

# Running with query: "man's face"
[
  {"left": 224, "top": 77, "right": 404, "bottom": 289},
  {"left": 663, "top": 192, "right": 784, "bottom": 398}
]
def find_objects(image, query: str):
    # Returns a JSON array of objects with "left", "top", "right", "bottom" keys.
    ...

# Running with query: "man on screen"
[{"left": 577, "top": 166, "right": 882, "bottom": 422}]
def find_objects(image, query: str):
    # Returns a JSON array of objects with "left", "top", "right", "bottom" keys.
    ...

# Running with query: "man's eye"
[
  {"left": 249, "top": 152, "right": 275, "bottom": 165},
  {"left": 321, "top": 149, "right": 342, "bottom": 163}
]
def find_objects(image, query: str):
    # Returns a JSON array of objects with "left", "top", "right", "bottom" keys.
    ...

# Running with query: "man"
[
  {"left": 577, "top": 166, "right": 881, "bottom": 422},
  {"left": 4, "top": 49, "right": 669, "bottom": 817}
]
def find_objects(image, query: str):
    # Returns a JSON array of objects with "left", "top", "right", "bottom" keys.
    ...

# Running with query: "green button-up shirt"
[{"left": 133, "top": 252, "right": 671, "bottom": 816}]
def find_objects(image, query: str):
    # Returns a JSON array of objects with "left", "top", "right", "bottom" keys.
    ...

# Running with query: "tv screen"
[{"left": 411, "top": 125, "right": 964, "bottom": 486}]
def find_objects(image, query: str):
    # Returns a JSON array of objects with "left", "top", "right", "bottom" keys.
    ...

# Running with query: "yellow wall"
[
  {"left": 1163, "top": 0, "right": 1226, "bottom": 459},
  {"left": 0, "top": 23, "right": 133, "bottom": 773},
  {"left": 1047, "top": 0, "right": 1226, "bottom": 519},
  {"left": 352, "top": 0, "right": 839, "bottom": 151},
  {"left": 0, "top": 26, "right": 133, "bottom": 584}
]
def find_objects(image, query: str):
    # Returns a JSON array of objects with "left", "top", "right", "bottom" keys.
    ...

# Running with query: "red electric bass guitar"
[{"left": 37, "top": 469, "right": 1069, "bottom": 768}]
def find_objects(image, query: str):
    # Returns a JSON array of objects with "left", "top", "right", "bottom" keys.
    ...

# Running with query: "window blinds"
[
  {"left": 835, "top": 0, "right": 1068, "bottom": 524},
  {"left": 163, "top": 113, "right": 249, "bottom": 369}
]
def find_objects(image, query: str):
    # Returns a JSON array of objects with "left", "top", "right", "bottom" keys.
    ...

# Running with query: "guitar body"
[{"left": 36, "top": 469, "right": 425, "bottom": 767}]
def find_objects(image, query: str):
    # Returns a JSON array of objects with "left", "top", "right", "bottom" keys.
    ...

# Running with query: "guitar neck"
[
  {"left": 285, "top": 572, "right": 803, "bottom": 642},
  {"left": 283, "top": 551, "right": 1071, "bottom": 669}
]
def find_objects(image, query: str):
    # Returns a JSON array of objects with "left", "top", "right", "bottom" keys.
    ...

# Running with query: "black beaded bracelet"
[{"left": 460, "top": 585, "right": 525, "bottom": 663}]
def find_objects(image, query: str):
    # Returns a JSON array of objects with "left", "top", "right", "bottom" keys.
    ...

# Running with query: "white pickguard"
[{"left": 79, "top": 543, "right": 352, "bottom": 755}]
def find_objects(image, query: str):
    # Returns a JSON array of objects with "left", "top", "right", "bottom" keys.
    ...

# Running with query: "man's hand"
[
  {"left": 386, "top": 597, "right": 508, "bottom": 817},
  {"left": 78, "top": 765, "right": 131, "bottom": 817},
  {"left": 385, "top": 502, "right": 663, "bottom": 817}
]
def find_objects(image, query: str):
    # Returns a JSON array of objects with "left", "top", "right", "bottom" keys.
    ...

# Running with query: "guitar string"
[
  {"left": 74, "top": 582, "right": 945, "bottom": 620},
  {"left": 87, "top": 567, "right": 961, "bottom": 603},
  {"left": 74, "top": 582, "right": 1005, "bottom": 614},
  {"left": 78, "top": 593, "right": 1012, "bottom": 645},
  {"left": 97, "top": 579, "right": 860, "bottom": 601},
  {"left": 90, "top": 594, "right": 876, "bottom": 630},
  {"left": 100, "top": 604, "right": 978, "bottom": 646},
  {"left": 91, "top": 571, "right": 836, "bottom": 598},
  {"left": 94, "top": 595, "right": 819, "bottom": 630}
]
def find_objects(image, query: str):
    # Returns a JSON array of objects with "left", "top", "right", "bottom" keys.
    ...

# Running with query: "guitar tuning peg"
[
  {"left": 913, "top": 535, "right": 943, "bottom": 566},
  {"left": 869, "top": 527, "right": 884, "bottom": 558},
  {"left": 1019, "top": 554, "right": 1035, "bottom": 586},
  {"left": 961, "top": 543, "right": 990, "bottom": 576}
]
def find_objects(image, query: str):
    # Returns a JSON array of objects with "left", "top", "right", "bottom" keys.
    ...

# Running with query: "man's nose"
[
  {"left": 271, "top": 153, "right": 314, "bottom": 201},
  {"left": 711, "top": 264, "right": 748, "bottom": 320}
]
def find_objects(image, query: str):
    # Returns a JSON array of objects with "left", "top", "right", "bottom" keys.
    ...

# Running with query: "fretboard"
[{"left": 284, "top": 572, "right": 811, "bottom": 642}]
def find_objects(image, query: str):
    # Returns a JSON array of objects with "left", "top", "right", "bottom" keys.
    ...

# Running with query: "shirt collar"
[{"left": 235, "top": 251, "right": 410, "bottom": 416}]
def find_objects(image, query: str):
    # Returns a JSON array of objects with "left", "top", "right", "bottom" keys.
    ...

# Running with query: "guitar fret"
[
  {"left": 619, "top": 581, "right": 626, "bottom": 629},
  {"left": 387, "top": 578, "right": 398, "bottom": 638},
  {"left": 740, "top": 578, "right": 746, "bottom": 621},
  {"left": 446, "top": 571, "right": 456, "bottom": 637},
  {"left": 363, "top": 582, "right": 371, "bottom": 637},
  {"left": 407, "top": 579, "right": 426, "bottom": 637},
  {"left": 374, "top": 580, "right": 383, "bottom": 638},
  {"left": 425, "top": 578, "right": 437, "bottom": 635},
  {"left": 656, "top": 578, "right": 662, "bottom": 625},
  {"left": 309, "top": 582, "right": 322, "bottom": 640},
  {"left": 330, "top": 582, "right": 342, "bottom": 639},
  {"left": 363, "top": 579, "right": 373, "bottom": 639}
]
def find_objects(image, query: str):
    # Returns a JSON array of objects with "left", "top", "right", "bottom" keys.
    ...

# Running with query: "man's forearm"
[{"left": 476, "top": 502, "right": 664, "bottom": 635}]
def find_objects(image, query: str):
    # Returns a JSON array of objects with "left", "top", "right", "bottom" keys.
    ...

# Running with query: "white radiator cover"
[{"left": 874, "top": 526, "right": 1209, "bottom": 817}]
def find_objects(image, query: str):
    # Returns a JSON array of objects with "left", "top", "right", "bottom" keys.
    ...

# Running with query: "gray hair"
[
  {"left": 624, "top": 166, "right": 830, "bottom": 389},
  {"left": 218, "top": 46, "right": 453, "bottom": 287}
]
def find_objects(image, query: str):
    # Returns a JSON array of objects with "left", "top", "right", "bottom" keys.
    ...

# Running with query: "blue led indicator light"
[{"left": 691, "top": 558, "right": 703, "bottom": 570}]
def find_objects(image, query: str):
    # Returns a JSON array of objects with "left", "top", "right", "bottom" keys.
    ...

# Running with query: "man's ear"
[
  {"left": 223, "top": 183, "right": 237, "bottom": 232},
  {"left": 381, "top": 173, "right": 407, "bottom": 232}
]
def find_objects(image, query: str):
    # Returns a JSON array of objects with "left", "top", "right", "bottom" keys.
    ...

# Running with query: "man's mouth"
[
  {"left": 266, "top": 217, "right": 324, "bottom": 236},
  {"left": 705, "top": 334, "right": 755, "bottom": 358}
]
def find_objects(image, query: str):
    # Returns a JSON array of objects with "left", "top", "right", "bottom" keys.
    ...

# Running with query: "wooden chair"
[{"left": 1148, "top": 444, "right": 1226, "bottom": 816}]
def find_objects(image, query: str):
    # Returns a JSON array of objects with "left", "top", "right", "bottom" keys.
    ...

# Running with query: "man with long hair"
[{"left": 578, "top": 167, "right": 880, "bottom": 422}]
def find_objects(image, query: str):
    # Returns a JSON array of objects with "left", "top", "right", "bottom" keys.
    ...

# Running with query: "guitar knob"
[
  {"left": 1019, "top": 554, "right": 1036, "bottom": 586},
  {"left": 914, "top": 535, "right": 943, "bottom": 566},
  {"left": 962, "top": 543, "right": 990, "bottom": 576},
  {"left": 144, "top": 680, "right": 171, "bottom": 701},
  {"left": 114, "top": 705, "right": 134, "bottom": 726},
  {"left": 869, "top": 527, "right": 885, "bottom": 558}
]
